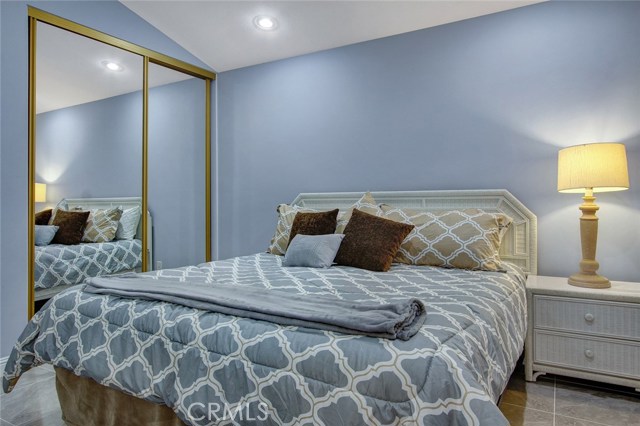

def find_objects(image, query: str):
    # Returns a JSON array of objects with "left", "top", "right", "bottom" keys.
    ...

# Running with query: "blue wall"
[
  {"left": 0, "top": 0, "right": 215, "bottom": 358},
  {"left": 149, "top": 78, "right": 206, "bottom": 269},
  {"left": 217, "top": 1, "right": 639, "bottom": 281},
  {"left": 36, "top": 78, "right": 205, "bottom": 270},
  {"left": 36, "top": 92, "right": 143, "bottom": 203}
]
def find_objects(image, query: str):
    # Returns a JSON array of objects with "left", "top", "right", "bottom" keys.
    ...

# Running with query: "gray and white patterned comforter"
[
  {"left": 5, "top": 253, "right": 527, "bottom": 425},
  {"left": 35, "top": 239, "right": 142, "bottom": 289}
]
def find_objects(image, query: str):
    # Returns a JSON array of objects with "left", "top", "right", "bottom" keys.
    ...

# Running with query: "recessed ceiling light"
[
  {"left": 101, "top": 60, "right": 124, "bottom": 72},
  {"left": 254, "top": 15, "right": 278, "bottom": 31}
]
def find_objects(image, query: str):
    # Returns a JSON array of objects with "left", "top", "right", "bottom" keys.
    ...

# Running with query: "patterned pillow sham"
[
  {"left": 82, "top": 207, "right": 123, "bottom": 243},
  {"left": 381, "top": 205, "right": 513, "bottom": 272},
  {"left": 267, "top": 192, "right": 382, "bottom": 256},
  {"left": 335, "top": 192, "right": 382, "bottom": 233}
]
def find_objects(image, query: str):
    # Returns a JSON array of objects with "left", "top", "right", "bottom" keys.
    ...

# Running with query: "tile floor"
[
  {"left": 1, "top": 364, "right": 639, "bottom": 425},
  {"left": 499, "top": 366, "right": 640, "bottom": 426},
  {"left": 0, "top": 364, "right": 64, "bottom": 426}
]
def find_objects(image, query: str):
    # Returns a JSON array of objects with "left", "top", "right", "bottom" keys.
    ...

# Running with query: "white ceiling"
[
  {"left": 37, "top": 22, "right": 193, "bottom": 113},
  {"left": 38, "top": 1, "right": 543, "bottom": 112},
  {"left": 121, "top": 0, "right": 543, "bottom": 73}
]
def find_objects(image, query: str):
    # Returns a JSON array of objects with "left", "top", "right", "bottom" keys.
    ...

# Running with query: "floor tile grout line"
[
  {"left": 554, "top": 414, "right": 619, "bottom": 426},
  {"left": 0, "top": 416, "right": 18, "bottom": 426},
  {"left": 499, "top": 402, "right": 555, "bottom": 415},
  {"left": 551, "top": 374, "right": 628, "bottom": 426}
]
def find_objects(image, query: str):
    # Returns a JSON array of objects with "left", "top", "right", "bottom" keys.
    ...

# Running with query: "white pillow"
[{"left": 116, "top": 206, "right": 141, "bottom": 240}]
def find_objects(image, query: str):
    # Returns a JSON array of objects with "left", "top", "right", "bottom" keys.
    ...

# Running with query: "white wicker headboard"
[
  {"left": 291, "top": 189, "right": 538, "bottom": 275},
  {"left": 62, "top": 197, "right": 153, "bottom": 270}
]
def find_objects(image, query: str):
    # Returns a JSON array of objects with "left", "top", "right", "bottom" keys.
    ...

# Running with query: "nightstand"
[{"left": 525, "top": 275, "right": 640, "bottom": 392}]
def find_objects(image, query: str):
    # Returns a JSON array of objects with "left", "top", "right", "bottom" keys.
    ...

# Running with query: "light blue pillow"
[
  {"left": 35, "top": 225, "right": 59, "bottom": 246},
  {"left": 283, "top": 234, "right": 345, "bottom": 268}
]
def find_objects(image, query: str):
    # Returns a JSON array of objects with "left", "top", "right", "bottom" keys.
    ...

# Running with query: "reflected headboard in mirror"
[{"left": 291, "top": 189, "right": 537, "bottom": 275}]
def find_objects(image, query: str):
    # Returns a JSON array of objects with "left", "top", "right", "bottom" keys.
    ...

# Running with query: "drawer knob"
[
  {"left": 584, "top": 313, "right": 595, "bottom": 322},
  {"left": 584, "top": 349, "right": 594, "bottom": 359}
]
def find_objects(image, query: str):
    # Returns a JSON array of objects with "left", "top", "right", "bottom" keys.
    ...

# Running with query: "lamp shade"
[
  {"left": 35, "top": 183, "right": 47, "bottom": 203},
  {"left": 558, "top": 143, "right": 629, "bottom": 193}
]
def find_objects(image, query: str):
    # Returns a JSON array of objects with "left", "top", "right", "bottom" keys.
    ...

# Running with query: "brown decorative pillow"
[
  {"left": 51, "top": 210, "right": 90, "bottom": 245},
  {"left": 335, "top": 209, "right": 414, "bottom": 272},
  {"left": 35, "top": 209, "right": 52, "bottom": 225},
  {"left": 288, "top": 209, "right": 339, "bottom": 248}
]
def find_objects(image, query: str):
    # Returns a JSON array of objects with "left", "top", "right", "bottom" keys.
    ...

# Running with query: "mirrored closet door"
[
  {"left": 149, "top": 64, "right": 207, "bottom": 269},
  {"left": 28, "top": 7, "right": 215, "bottom": 317},
  {"left": 33, "top": 22, "right": 144, "bottom": 312}
]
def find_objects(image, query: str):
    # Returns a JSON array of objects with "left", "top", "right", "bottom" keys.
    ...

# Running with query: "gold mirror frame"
[{"left": 27, "top": 7, "right": 215, "bottom": 318}]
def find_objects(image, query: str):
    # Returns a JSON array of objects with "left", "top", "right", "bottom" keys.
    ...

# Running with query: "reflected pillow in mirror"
[
  {"left": 51, "top": 209, "right": 90, "bottom": 245},
  {"left": 35, "top": 225, "right": 59, "bottom": 246},
  {"left": 117, "top": 206, "right": 141, "bottom": 240},
  {"left": 283, "top": 234, "right": 345, "bottom": 268},
  {"left": 35, "top": 209, "right": 52, "bottom": 225},
  {"left": 82, "top": 207, "right": 122, "bottom": 243}
]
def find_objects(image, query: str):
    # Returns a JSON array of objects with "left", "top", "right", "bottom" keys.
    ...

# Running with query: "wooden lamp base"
[
  {"left": 568, "top": 190, "right": 611, "bottom": 289},
  {"left": 568, "top": 272, "right": 610, "bottom": 289}
]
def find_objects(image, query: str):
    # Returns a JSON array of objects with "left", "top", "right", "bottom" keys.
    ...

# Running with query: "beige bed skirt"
[{"left": 55, "top": 367, "right": 185, "bottom": 426}]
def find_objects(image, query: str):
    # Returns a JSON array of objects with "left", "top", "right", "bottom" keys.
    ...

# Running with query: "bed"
[
  {"left": 34, "top": 197, "right": 153, "bottom": 301},
  {"left": 6, "top": 189, "right": 537, "bottom": 426}
]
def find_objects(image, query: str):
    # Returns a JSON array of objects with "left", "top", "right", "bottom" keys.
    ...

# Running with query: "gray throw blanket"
[{"left": 83, "top": 274, "right": 426, "bottom": 340}]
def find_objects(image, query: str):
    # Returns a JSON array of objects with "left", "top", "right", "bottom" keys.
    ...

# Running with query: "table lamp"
[
  {"left": 35, "top": 183, "right": 47, "bottom": 203},
  {"left": 557, "top": 143, "right": 629, "bottom": 288}
]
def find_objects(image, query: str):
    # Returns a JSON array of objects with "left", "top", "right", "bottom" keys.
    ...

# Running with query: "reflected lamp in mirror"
[
  {"left": 35, "top": 183, "right": 47, "bottom": 203},
  {"left": 557, "top": 142, "right": 629, "bottom": 289}
]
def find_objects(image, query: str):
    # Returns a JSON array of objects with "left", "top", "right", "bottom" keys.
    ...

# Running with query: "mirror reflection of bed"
[
  {"left": 34, "top": 198, "right": 152, "bottom": 311},
  {"left": 33, "top": 23, "right": 145, "bottom": 313},
  {"left": 32, "top": 21, "right": 209, "bottom": 314}
]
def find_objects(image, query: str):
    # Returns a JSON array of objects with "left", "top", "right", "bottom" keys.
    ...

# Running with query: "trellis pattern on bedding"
[
  {"left": 34, "top": 239, "right": 142, "bottom": 289},
  {"left": 5, "top": 253, "right": 526, "bottom": 426}
]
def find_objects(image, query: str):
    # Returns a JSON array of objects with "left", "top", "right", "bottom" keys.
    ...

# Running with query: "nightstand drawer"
[
  {"left": 534, "top": 331, "right": 640, "bottom": 380},
  {"left": 534, "top": 295, "right": 640, "bottom": 340}
]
